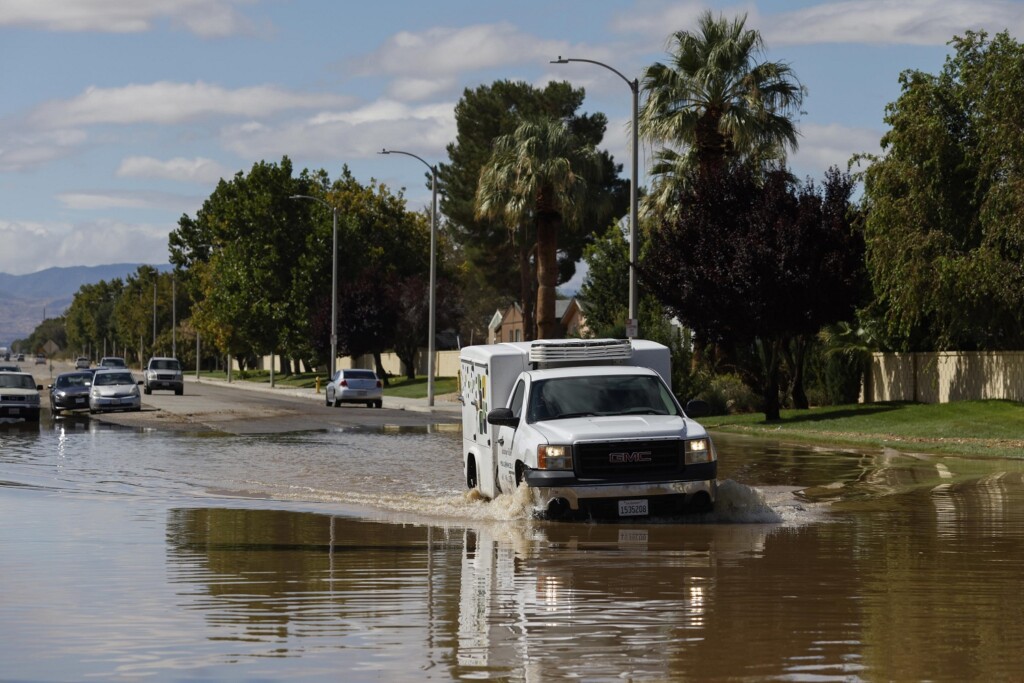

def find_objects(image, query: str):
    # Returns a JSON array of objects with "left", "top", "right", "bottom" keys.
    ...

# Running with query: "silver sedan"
[
  {"left": 325, "top": 369, "right": 383, "bottom": 408},
  {"left": 89, "top": 369, "right": 142, "bottom": 413}
]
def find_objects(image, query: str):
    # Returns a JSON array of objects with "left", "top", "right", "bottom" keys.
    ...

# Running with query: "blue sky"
[{"left": 1, "top": 0, "right": 1022, "bottom": 279}]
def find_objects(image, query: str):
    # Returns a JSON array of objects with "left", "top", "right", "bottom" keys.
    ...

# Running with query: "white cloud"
[
  {"left": 0, "top": 218, "right": 169, "bottom": 275},
  {"left": 764, "top": 0, "right": 1024, "bottom": 46},
  {"left": 790, "top": 122, "right": 883, "bottom": 176},
  {"left": 31, "top": 81, "right": 353, "bottom": 128},
  {"left": 56, "top": 189, "right": 200, "bottom": 212},
  {"left": 0, "top": 0, "right": 260, "bottom": 37},
  {"left": 117, "top": 156, "right": 231, "bottom": 184},
  {"left": 221, "top": 99, "right": 457, "bottom": 161},
  {"left": 350, "top": 23, "right": 602, "bottom": 91},
  {"left": 0, "top": 128, "right": 88, "bottom": 172},
  {"left": 611, "top": 0, "right": 1024, "bottom": 47}
]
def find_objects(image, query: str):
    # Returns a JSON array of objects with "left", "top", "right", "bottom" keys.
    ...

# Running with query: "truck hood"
[{"left": 532, "top": 414, "right": 707, "bottom": 442}]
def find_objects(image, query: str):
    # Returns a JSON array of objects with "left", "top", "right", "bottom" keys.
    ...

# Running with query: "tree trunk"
[
  {"left": 791, "top": 336, "right": 809, "bottom": 409},
  {"left": 374, "top": 351, "right": 391, "bottom": 386},
  {"left": 781, "top": 336, "right": 810, "bottom": 409},
  {"left": 761, "top": 338, "right": 782, "bottom": 421},
  {"left": 518, "top": 231, "right": 535, "bottom": 341},
  {"left": 535, "top": 215, "right": 559, "bottom": 339}
]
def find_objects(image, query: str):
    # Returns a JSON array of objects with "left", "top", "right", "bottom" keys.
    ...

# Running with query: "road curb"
[{"left": 183, "top": 374, "right": 461, "bottom": 415}]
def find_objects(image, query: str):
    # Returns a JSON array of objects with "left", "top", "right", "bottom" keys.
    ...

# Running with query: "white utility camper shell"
[{"left": 459, "top": 338, "right": 717, "bottom": 518}]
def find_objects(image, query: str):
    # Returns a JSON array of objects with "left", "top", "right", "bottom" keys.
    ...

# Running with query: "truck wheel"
[
  {"left": 175, "top": 387, "right": 183, "bottom": 396},
  {"left": 466, "top": 457, "right": 477, "bottom": 489},
  {"left": 515, "top": 462, "right": 526, "bottom": 488}
]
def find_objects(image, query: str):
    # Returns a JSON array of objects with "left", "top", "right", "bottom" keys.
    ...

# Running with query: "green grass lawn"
[{"left": 703, "top": 400, "right": 1024, "bottom": 458}]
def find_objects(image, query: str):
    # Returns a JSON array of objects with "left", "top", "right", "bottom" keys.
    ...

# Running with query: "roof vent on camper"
[{"left": 528, "top": 338, "right": 633, "bottom": 365}]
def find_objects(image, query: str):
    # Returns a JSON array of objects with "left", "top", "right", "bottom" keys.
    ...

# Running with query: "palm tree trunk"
[
  {"left": 518, "top": 234, "right": 535, "bottom": 341},
  {"left": 535, "top": 216, "right": 559, "bottom": 339}
]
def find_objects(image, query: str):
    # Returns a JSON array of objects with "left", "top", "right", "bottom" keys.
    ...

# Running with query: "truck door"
[{"left": 494, "top": 379, "right": 525, "bottom": 494}]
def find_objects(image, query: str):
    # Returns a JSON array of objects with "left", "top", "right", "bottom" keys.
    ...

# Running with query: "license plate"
[
  {"left": 8, "top": 408, "right": 19, "bottom": 415},
  {"left": 75, "top": 398, "right": 86, "bottom": 404},
  {"left": 355, "top": 390, "right": 366, "bottom": 396},
  {"left": 618, "top": 499, "right": 648, "bottom": 517}
]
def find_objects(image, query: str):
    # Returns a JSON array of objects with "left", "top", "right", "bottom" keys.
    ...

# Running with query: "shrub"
[{"left": 700, "top": 373, "right": 761, "bottom": 415}]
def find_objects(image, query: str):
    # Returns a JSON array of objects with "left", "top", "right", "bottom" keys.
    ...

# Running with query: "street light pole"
[
  {"left": 379, "top": 148, "right": 437, "bottom": 407},
  {"left": 291, "top": 194, "right": 339, "bottom": 378},
  {"left": 552, "top": 56, "right": 640, "bottom": 338}
]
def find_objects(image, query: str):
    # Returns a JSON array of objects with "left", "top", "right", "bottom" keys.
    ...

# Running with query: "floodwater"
[{"left": 2, "top": 417, "right": 1024, "bottom": 681}]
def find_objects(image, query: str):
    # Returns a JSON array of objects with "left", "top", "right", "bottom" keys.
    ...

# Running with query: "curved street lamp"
[
  {"left": 552, "top": 56, "right": 640, "bottom": 338},
  {"left": 379, "top": 148, "right": 437, "bottom": 407},
  {"left": 290, "top": 193, "right": 339, "bottom": 377}
]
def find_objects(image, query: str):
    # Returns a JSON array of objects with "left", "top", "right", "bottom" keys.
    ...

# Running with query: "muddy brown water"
[{"left": 2, "top": 417, "right": 1024, "bottom": 681}]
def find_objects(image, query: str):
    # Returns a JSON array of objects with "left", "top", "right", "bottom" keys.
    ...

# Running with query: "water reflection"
[{"left": 164, "top": 506, "right": 802, "bottom": 680}]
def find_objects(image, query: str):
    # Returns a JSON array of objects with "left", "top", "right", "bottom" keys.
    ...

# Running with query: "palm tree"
[
  {"left": 639, "top": 11, "right": 804, "bottom": 176},
  {"left": 476, "top": 118, "right": 602, "bottom": 339}
]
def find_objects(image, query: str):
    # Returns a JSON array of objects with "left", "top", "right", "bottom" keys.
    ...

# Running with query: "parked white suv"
[
  {"left": 0, "top": 371, "right": 42, "bottom": 421},
  {"left": 144, "top": 357, "right": 183, "bottom": 395}
]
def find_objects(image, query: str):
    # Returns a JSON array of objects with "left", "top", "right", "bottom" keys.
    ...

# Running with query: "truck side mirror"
[
  {"left": 685, "top": 399, "right": 709, "bottom": 418},
  {"left": 487, "top": 407, "right": 519, "bottom": 427}
]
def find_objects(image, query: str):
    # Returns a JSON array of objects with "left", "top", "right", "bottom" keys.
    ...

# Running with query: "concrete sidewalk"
[{"left": 183, "top": 373, "right": 462, "bottom": 415}]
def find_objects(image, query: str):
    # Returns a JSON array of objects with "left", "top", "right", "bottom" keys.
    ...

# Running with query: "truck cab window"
[{"left": 508, "top": 380, "right": 525, "bottom": 418}]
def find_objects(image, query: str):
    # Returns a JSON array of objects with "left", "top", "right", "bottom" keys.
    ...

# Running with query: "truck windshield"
[{"left": 527, "top": 375, "right": 680, "bottom": 422}]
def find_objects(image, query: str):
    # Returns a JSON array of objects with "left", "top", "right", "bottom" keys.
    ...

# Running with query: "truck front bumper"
[{"left": 522, "top": 463, "right": 718, "bottom": 514}]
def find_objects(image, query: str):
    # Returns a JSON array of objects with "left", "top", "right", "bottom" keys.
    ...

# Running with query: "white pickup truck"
[{"left": 460, "top": 338, "right": 717, "bottom": 518}]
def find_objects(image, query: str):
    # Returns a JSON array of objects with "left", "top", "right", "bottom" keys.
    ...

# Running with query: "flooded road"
[{"left": 2, "top": 417, "right": 1024, "bottom": 681}]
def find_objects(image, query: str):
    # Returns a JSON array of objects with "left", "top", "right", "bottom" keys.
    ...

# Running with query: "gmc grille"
[
  {"left": 0, "top": 395, "right": 27, "bottom": 402},
  {"left": 574, "top": 438, "right": 683, "bottom": 479}
]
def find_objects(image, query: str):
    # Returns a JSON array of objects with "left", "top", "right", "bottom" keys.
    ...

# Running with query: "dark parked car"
[{"left": 49, "top": 371, "right": 95, "bottom": 415}]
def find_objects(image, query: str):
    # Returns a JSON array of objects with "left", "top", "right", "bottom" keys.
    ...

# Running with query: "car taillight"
[
  {"left": 339, "top": 380, "right": 348, "bottom": 387},
  {"left": 376, "top": 380, "right": 382, "bottom": 388}
]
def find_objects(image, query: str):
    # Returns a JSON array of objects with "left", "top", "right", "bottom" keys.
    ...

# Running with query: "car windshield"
[
  {"left": 101, "top": 358, "right": 126, "bottom": 367},
  {"left": 527, "top": 374, "right": 680, "bottom": 422},
  {"left": 343, "top": 370, "right": 377, "bottom": 381},
  {"left": 56, "top": 374, "right": 91, "bottom": 388},
  {"left": 151, "top": 359, "right": 180, "bottom": 371},
  {"left": 94, "top": 372, "right": 134, "bottom": 386},
  {"left": 0, "top": 374, "right": 37, "bottom": 390}
]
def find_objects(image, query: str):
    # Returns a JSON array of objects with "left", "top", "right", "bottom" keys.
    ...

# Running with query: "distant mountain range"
[{"left": 0, "top": 263, "right": 171, "bottom": 345}]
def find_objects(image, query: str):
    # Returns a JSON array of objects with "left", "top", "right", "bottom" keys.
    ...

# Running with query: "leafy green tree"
[
  {"left": 862, "top": 30, "right": 1024, "bottom": 351},
  {"left": 476, "top": 118, "right": 605, "bottom": 339},
  {"left": 64, "top": 279, "right": 121, "bottom": 357},
  {"left": 14, "top": 317, "right": 67, "bottom": 357},
  {"left": 639, "top": 10, "right": 804, "bottom": 218},
  {"left": 643, "top": 165, "right": 865, "bottom": 420},
  {"left": 438, "top": 80, "right": 627, "bottom": 339},
  {"left": 170, "top": 157, "right": 317, "bottom": 367}
]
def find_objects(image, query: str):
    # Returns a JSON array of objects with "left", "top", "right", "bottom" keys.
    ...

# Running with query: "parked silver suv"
[{"left": 144, "top": 357, "right": 183, "bottom": 395}]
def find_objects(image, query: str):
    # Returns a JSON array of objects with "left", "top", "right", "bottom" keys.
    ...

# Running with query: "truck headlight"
[
  {"left": 685, "top": 438, "right": 715, "bottom": 464},
  {"left": 538, "top": 445, "right": 573, "bottom": 470}
]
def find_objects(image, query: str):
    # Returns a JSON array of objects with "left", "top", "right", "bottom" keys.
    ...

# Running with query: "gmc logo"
[{"left": 609, "top": 451, "right": 652, "bottom": 463}]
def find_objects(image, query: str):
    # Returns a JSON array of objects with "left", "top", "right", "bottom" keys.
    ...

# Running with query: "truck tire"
[{"left": 466, "top": 456, "right": 477, "bottom": 489}]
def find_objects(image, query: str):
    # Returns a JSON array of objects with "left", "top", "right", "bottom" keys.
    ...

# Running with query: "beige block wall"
[
  {"left": 869, "top": 351, "right": 1024, "bottom": 403},
  {"left": 250, "top": 349, "right": 462, "bottom": 379}
]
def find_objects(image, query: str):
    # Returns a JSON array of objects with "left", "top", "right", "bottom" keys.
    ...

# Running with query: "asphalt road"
[{"left": 30, "top": 360, "right": 460, "bottom": 435}]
